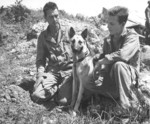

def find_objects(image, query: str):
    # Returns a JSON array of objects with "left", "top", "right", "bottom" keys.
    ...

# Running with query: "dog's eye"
[{"left": 79, "top": 40, "right": 82, "bottom": 45}]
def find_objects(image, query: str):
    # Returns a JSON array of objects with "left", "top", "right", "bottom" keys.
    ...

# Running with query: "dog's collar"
[{"left": 76, "top": 51, "right": 89, "bottom": 63}]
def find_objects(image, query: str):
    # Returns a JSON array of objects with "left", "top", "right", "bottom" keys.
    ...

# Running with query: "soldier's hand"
[
  {"left": 93, "top": 54, "right": 101, "bottom": 62},
  {"left": 93, "top": 62, "right": 101, "bottom": 80}
]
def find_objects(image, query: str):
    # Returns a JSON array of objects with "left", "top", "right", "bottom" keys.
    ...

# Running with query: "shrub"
[
  {"left": 1, "top": 0, "right": 31, "bottom": 23},
  {"left": 76, "top": 13, "right": 85, "bottom": 21},
  {"left": 59, "top": 10, "right": 75, "bottom": 20}
]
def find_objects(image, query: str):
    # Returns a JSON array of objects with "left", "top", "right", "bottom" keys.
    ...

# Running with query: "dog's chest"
[{"left": 75, "top": 57, "right": 94, "bottom": 78}]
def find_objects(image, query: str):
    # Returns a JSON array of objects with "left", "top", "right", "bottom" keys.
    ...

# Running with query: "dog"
[{"left": 68, "top": 27, "right": 104, "bottom": 113}]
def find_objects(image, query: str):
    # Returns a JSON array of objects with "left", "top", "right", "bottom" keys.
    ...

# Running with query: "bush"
[
  {"left": 30, "top": 9, "right": 43, "bottom": 23},
  {"left": 76, "top": 13, "right": 85, "bottom": 21},
  {"left": 59, "top": 10, "right": 75, "bottom": 20},
  {"left": 1, "top": 0, "right": 31, "bottom": 23}
]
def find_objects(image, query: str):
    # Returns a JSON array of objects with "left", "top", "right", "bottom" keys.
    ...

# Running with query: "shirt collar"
[
  {"left": 45, "top": 25, "right": 62, "bottom": 43},
  {"left": 46, "top": 25, "right": 61, "bottom": 35},
  {"left": 120, "top": 28, "right": 127, "bottom": 37},
  {"left": 110, "top": 27, "right": 127, "bottom": 39}
]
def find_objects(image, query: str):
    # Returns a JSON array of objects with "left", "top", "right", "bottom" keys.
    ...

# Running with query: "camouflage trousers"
[
  {"left": 86, "top": 61, "right": 140, "bottom": 110},
  {"left": 31, "top": 72, "right": 73, "bottom": 105}
]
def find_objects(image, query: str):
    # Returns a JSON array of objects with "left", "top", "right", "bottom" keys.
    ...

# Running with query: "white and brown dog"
[{"left": 68, "top": 27, "right": 103, "bottom": 113}]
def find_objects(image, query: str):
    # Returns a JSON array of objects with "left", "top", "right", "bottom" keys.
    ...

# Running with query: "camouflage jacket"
[
  {"left": 36, "top": 25, "right": 72, "bottom": 77},
  {"left": 102, "top": 28, "right": 140, "bottom": 72}
]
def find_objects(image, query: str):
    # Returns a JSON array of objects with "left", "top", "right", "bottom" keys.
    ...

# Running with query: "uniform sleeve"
[
  {"left": 104, "top": 32, "right": 140, "bottom": 64},
  {"left": 36, "top": 32, "right": 46, "bottom": 74}
]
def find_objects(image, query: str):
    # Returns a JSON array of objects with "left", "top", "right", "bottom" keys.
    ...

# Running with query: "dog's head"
[{"left": 68, "top": 27, "right": 88, "bottom": 54}]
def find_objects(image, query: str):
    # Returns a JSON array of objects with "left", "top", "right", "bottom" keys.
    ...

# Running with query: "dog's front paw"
[
  {"left": 72, "top": 110, "right": 77, "bottom": 117},
  {"left": 69, "top": 109, "right": 80, "bottom": 117}
]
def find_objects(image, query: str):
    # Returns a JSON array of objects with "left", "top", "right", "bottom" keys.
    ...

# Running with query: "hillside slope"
[
  {"left": 0, "top": 17, "right": 150, "bottom": 123},
  {"left": 0, "top": 18, "right": 106, "bottom": 123}
]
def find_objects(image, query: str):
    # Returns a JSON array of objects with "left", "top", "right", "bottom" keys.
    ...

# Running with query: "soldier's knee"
[
  {"left": 111, "top": 61, "right": 127, "bottom": 73},
  {"left": 31, "top": 90, "right": 49, "bottom": 102},
  {"left": 31, "top": 91, "right": 42, "bottom": 102},
  {"left": 110, "top": 61, "right": 129, "bottom": 80}
]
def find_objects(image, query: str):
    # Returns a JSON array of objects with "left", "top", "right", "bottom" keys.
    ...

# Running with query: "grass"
[{"left": 29, "top": 103, "right": 150, "bottom": 124}]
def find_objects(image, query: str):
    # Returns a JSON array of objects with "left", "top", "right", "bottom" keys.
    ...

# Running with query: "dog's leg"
[
  {"left": 70, "top": 79, "right": 76, "bottom": 108},
  {"left": 74, "top": 80, "right": 84, "bottom": 112},
  {"left": 70, "top": 67, "right": 78, "bottom": 109}
]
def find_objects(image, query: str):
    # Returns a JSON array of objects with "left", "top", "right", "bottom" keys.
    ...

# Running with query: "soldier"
[
  {"left": 31, "top": 2, "right": 73, "bottom": 106},
  {"left": 93, "top": 6, "right": 141, "bottom": 115}
]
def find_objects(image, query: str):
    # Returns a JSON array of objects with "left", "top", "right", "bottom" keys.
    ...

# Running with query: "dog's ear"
[
  {"left": 69, "top": 27, "right": 75, "bottom": 38},
  {"left": 81, "top": 29, "right": 88, "bottom": 39}
]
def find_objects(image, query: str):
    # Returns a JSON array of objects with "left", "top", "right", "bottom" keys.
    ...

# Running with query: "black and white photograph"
[{"left": 0, "top": 0, "right": 150, "bottom": 123}]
